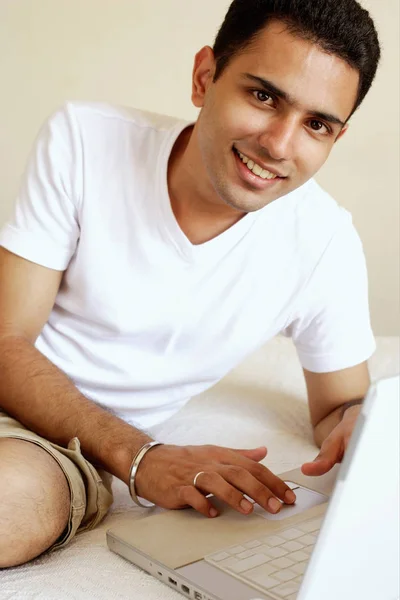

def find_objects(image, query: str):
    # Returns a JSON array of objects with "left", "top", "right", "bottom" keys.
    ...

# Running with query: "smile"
[{"left": 233, "top": 148, "right": 281, "bottom": 180}]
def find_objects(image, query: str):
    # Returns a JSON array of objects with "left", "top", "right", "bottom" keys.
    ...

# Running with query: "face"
[{"left": 191, "top": 20, "right": 360, "bottom": 213}]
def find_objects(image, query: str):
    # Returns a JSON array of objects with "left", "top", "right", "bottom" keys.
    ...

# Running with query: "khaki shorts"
[{"left": 0, "top": 410, "right": 114, "bottom": 552}]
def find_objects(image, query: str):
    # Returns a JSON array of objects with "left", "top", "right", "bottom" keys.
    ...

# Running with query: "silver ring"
[{"left": 193, "top": 471, "right": 205, "bottom": 488}]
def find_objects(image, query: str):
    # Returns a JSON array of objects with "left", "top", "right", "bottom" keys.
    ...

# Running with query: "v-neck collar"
[{"left": 156, "top": 120, "right": 260, "bottom": 264}]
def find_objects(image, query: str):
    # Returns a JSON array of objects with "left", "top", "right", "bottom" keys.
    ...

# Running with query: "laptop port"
[
  {"left": 181, "top": 584, "right": 190, "bottom": 594},
  {"left": 168, "top": 577, "right": 177, "bottom": 586},
  {"left": 194, "top": 593, "right": 202, "bottom": 600}
]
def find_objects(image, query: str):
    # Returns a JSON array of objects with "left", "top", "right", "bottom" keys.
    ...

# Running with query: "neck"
[{"left": 167, "top": 124, "right": 245, "bottom": 245}]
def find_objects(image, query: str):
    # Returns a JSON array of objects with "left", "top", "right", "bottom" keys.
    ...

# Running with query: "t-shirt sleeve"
[
  {"left": 0, "top": 103, "right": 82, "bottom": 270},
  {"left": 281, "top": 213, "right": 376, "bottom": 373}
]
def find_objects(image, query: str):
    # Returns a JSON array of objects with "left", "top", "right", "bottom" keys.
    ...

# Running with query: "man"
[{"left": 0, "top": 0, "right": 381, "bottom": 568}]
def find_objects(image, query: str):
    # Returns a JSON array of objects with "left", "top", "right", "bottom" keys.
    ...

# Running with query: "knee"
[{"left": 0, "top": 438, "right": 71, "bottom": 568}]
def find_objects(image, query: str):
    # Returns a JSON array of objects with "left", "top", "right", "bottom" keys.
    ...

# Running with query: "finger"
[
  {"left": 301, "top": 437, "right": 343, "bottom": 476},
  {"left": 220, "top": 465, "right": 290, "bottom": 514},
  {"left": 232, "top": 446, "right": 268, "bottom": 461},
  {"left": 224, "top": 457, "right": 296, "bottom": 505},
  {"left": 210, "top": 447, "right": 295, "bottom": 505},
  {"left": 194, "top": 471, "right": 255, "bottom": 515},
  {"left": 301, "top": 457, "right": 334, "bottom": 476},
  {"left": 234, "top": 462, "right": 297, "bottom": 508},
  {"left": 179, "top": 485, "right": 220, "bottom": 519}
]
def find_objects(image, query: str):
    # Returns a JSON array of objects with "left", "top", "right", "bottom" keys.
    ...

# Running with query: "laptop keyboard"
[{"left": 204, "top": 516, "right": 323, "bottom": 599}]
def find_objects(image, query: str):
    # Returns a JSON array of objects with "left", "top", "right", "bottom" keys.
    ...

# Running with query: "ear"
[
  {"left": 335, "top": 124, "right": 349, "bottom": 143},
  {"left": 191, "top": 46, "right": 216, "bottom": 109}
]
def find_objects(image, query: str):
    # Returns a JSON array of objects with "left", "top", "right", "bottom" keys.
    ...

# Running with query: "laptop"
[{"left": 107, "top": 375, "right": 400, "bottom": 600}]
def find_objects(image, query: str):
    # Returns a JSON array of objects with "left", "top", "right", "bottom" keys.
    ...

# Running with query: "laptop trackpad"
[{"left": 248, "top": 482, "right": 328, "bottom": 521}]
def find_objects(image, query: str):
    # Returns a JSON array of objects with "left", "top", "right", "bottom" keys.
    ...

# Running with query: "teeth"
[{"left": 237, "top": 150, "right": 278, "bottom": 180}]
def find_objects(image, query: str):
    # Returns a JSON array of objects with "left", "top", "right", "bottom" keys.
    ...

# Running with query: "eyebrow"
[{"left": 241, "top": 73, "right": 346, "bottom": 128}]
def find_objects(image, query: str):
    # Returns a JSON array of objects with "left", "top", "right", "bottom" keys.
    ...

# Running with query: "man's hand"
[
  {"left": 134, "top": 444, "right": 297, "bottom": 518},
  {"left": 301, "top": 404, "right": 361, "bottom": 476}
]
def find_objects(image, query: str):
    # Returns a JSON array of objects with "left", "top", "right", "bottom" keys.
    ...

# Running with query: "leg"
[{"left": 0, "top": 438, "right": 70, "bottom": 567}]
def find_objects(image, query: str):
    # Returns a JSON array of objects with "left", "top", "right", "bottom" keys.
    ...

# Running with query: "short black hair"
[{"left": 213, "top": 0, "right": 381, "bottom": 117}]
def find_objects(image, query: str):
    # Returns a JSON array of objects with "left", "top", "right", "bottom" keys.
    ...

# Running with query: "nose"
[{"left": 258, "top": 114, "right": 297, "bottom": 162}]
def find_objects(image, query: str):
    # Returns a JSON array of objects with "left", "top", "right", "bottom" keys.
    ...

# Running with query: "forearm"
[
  {"left": 0, "top": 334, "right": 152, "bottom": 483},
  {"left": 313, "top": 405, "right": 343, "bottom": 447},
  {"left": 313, "top": 400, "right": 363, "bottom": 448}
]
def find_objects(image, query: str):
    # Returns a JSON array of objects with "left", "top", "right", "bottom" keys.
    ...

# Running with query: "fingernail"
[
  {"left": 268, "top": 498, "right": 281, "bottom": 513},
  {"left": 240, "top": 498, "right": 254, "bottom": 513},
  {"left": 209, "top": 507, "right": 218, "bottom": 518},
  {"left": 284, "top": 490, "right": 296, "bottom": 504}
]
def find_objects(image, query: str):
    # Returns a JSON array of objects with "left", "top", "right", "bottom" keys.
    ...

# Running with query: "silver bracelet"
[{"left": 128, "top": 441, "right": 163, "bottom": 508}]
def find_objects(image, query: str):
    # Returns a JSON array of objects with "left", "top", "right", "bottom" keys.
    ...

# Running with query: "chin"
[
  {"left": 224, "top": 188, "right": 276, "bottom": 213},
  {"left": 224, "top": 197, "right": 270, "bottom": 213}
]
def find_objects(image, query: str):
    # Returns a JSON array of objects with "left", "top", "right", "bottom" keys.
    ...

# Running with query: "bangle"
[
  {"left": 340, "top": 399, "right": 363, "bottom": 420},
  {"left": 128, "top": 441, "right": 163, "bottom": 508}
]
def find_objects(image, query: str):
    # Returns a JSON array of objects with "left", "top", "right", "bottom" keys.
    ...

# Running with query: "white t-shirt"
[{"left": 0, "top": 102, "right": 376, "bottom": 428}]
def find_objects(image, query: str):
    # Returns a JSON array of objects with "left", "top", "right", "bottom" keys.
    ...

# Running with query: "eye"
[
  {"left": 252, "top": 90, "right": 275, "bottom": 106},
  {"left": 308, "top": 119, "right": 330, "bottom": 134}
]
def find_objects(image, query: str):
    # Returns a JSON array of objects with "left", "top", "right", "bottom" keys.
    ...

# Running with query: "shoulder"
[
  {"left": 45, "top": 102, "right": 190, "bottom": 165},
  {"left": 294, "top": 178, "right": 351, "bottom": 230},
  {"left": 290, "top": 181, "right": 367, "bottom": 302},
  {"left": 289, "top": 178, "right": 356, "bottom": 262},
  {"left": 59, "top": 101, "right": 187, "bottom": 135}
]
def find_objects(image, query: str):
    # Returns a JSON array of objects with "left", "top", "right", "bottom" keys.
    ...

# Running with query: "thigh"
[{"left": 0, "top": 410, "right": 114, "bottom": 552}]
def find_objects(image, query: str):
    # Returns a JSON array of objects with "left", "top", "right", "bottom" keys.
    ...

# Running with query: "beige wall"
[{"left": 0, "top": 0, "right": 398, "bottom": 334}]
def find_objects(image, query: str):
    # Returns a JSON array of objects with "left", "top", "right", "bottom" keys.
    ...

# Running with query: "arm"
[
  {"left": 0, "top": 246, "right": 295, "bottom": 516},
  {"left": 301, "top": 362, "right": 370, "bottom": 475},
  {"left": 0, "top": 247, "right": 153, "bottom": 483}
]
